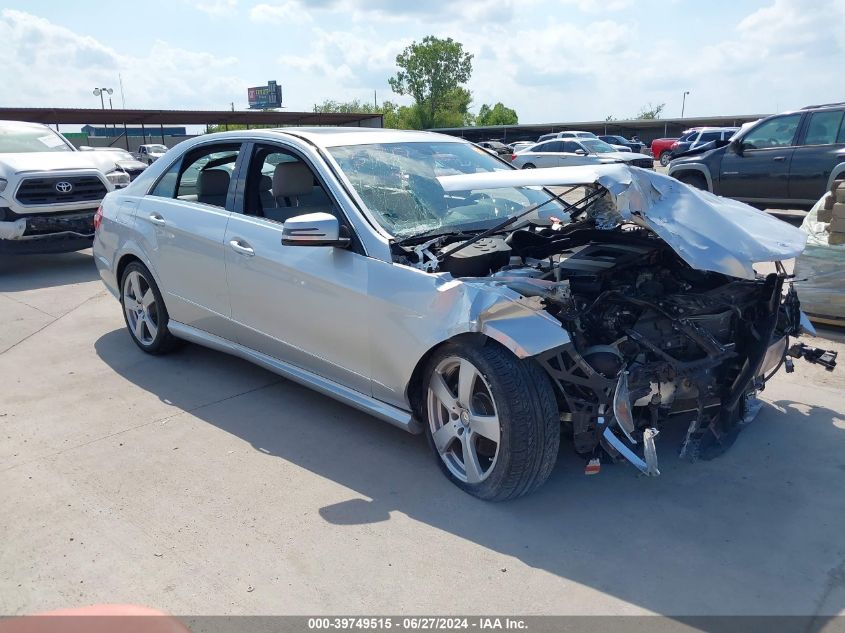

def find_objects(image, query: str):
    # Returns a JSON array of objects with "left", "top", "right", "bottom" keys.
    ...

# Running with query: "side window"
[
  {"left": 244, "top": 144, "right": 333, "bottom": 225},
  {"left": 533, "top": 142, "right": 551, "bottom": 153},
  {"left": 174, "top": 144, "right": 240, "bottom": 209},
  {"left": 150, "top": 160, "right": 180, "bottom": 198},
  {"left": 803, "top": 110, "right": 845, "bottom": 146},
  {"left": 562, "top": 141, "right": 580, "bottom": 153},
  {"left": 697, "top": 131, "right": 721, "bottom": 144},
  {"left": 742, "top": 114, "right": 802, "bottom": 150}
]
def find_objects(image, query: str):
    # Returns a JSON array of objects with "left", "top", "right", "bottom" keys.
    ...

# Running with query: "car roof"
[{"left": 196, "top": 127, "right": 468, "bottom": 149}]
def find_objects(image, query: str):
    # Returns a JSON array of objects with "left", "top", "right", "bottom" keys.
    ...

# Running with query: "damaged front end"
[{"left": 413, "top": 165, "right": 839, "bottom": 475}]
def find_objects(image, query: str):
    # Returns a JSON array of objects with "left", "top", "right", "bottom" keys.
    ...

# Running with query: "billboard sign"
[{"left": 247, "top": 80, "right": 283, "bottom": 109}]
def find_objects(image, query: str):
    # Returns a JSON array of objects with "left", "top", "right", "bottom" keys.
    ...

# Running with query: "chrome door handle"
[
  {"left": 229, "top": 239, "right": 255, "bottom": 256},
  {"left": 773, "top": 156, "right": 786, "bottom": 162},
  {"left": 148, "top": 213, "right": 166, "bottom": 226}
]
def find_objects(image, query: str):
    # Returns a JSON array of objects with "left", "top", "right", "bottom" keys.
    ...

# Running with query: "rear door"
[
  {"left": 718, "top": 113, "right": 802, "bottom": 202},
  {"left": 788, "top": 109, "right": 845, "bottom": 204},
  {"left": 137, "top": 142, "right": 243, "bottom": 338},
  {"left": 529, "top": 141, "right": 560, "bottom": 167}
]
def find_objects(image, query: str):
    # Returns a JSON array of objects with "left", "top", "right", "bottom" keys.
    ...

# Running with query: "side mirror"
[
  {"left": 282, "top": 212, "right": 350, "bottom": 248},
  {"left": 574, "top": 149, "right": 587, "bottom": 156},
  {"left": 730, "top": 138, "right": 744, "bottom": 156}
]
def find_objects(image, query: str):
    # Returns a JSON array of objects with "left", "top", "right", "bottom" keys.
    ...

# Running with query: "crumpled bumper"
[{"left": 0, "top": 210, "right": 95, "bottom": 254}]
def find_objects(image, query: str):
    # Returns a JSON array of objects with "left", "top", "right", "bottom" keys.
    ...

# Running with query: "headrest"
[
  {"left": 197, "top": 169, "right": 230, "bottom": 195},
  {"left": 273, "top": 162, "right": 313, "bottom": 198},
  {"left": 259, "top": 174, "right": 272, "bottom": 191}
]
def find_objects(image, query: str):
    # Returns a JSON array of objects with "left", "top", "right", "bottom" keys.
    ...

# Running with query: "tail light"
[
  {"left": 93, "top": 205, "right": 104, "bottom": 232},
  {"left": 510, "top": 153, "right": 517, "bottom": 161}
]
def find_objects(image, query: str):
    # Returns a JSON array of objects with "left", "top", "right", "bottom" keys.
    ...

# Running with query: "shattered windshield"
[{"left": 328, "top": 141, "right": 567, "bottom": 238}]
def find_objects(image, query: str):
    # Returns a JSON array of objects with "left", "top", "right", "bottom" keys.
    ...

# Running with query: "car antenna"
[{"left": 436, "top": 185, "right": 607, "bottom": 263}]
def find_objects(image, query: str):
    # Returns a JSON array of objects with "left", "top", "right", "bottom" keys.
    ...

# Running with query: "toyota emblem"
[{"left": 55, "top": 181, "right": 73, "bottom": 193}]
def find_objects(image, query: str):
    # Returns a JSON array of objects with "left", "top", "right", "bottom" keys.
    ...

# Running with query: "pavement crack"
[
  {"left": 0, "top": 292, "right": 60, "bottom": 319},
  {"left": 0, "top": 291, "right": 105, "bottom": 356}
]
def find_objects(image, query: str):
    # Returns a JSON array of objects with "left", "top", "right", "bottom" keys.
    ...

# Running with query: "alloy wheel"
[
  {"left": 427, "top": 356, "right": 501, "bottom": 484},
  {"left": 122, "top": 270, "right": 159, "bottom": 346}
]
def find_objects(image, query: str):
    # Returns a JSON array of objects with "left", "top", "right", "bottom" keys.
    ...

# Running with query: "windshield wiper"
[{"left": 435, "top": 185, "right": 604, "bottom": 263}]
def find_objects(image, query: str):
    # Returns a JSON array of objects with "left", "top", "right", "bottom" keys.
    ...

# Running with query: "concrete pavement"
[{"left": 1, "top": 251, "right": 844, "bottom": 617}]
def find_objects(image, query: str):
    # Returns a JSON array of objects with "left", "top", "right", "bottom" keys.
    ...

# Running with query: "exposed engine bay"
[{"left": 393, "top": 205, "right": 837, "bottom": 475}]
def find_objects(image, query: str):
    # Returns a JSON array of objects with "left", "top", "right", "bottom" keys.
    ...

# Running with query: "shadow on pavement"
[
  {"left": 94, "top": 328, "right": 845, "bottom": 618},
  {"left": 0, "top": 251, "right": 99, "bottom": 291}
]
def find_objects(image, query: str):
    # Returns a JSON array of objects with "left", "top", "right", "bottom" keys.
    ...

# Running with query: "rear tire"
[
  {"left": 120, "top": 262, "right": 180, "bottom": 355},
  {"left": 676, "top": 171, "right": 708, "bottom": 191},
  {"left": 522, "top": 163, "right": 536, "bottom": 169},
  {"left": 422, "top": 339, "right": 560, "bottom": 501},
  {"left": 659, "top": 151, "right": 672, "bottom": 167}
]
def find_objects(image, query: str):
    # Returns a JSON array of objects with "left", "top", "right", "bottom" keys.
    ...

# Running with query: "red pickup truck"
[{"left": 651, "top": 128, "right": 702, "bottom": 167}]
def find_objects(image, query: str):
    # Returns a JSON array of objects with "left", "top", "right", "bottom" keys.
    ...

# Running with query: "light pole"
[
  {"left": 93, "top": 87, "right": 113, "bottom": 110},
  {"left": 681, "top": 90, "right": 690, "bottom": 118}
]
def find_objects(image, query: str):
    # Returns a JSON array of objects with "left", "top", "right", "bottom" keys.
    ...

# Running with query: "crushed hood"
[
  {"left": 0, "top": 151, "right": 119, "bottom": 175},
  {"left": 437, "top": 164, "right": 807, "bottom": 280}
]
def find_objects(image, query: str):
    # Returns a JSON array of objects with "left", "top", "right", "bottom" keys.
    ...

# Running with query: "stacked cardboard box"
[{"left": 830, "top": 180, "right": 845, "bottom": 245}]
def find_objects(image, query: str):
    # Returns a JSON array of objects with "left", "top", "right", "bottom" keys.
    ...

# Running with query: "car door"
[
  {"left": 718, "top": 113, "right": 803, "bottom": 202},
  {"left": 138, "top": 141, "right": 243, "bottom": 339},
  {"left": 788, "top": 109, "right": 845, "bottom": 204},
  {"left": 527, "top": 141, "right": 557, "bottom": 167},
  {"left": 223, "top": 142, "right": 371, "bottom": 394}
]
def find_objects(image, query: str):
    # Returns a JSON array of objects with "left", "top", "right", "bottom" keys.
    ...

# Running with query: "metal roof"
[
  {"left": 431, "top": 114, "right": 769, "bottom": 134},
  {"left": 0, "top": 107, "right": 383, "bottom": 127}
]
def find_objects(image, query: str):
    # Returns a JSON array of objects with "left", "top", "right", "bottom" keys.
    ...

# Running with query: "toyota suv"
[
  {"left": 0, "top": 120, "right": 129, "bottom": 254},
  {"left": 668, "top": 103, "right": 845, "bottom": 209}
]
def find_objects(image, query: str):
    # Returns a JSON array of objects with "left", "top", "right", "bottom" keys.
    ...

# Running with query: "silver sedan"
[
  {"left": 93, "top": 128, "right": 825, "bottom": 500},
  {"left": 512, "top": 138, "right": 653, "bottom": 169}
]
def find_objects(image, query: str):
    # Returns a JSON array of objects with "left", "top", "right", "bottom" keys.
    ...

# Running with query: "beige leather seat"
[
  {"left": 196, "top": 169, "right": 230, "bottom": 208},
  {"left": 263, "top": 162, "right": 332, "bottom": 223}
]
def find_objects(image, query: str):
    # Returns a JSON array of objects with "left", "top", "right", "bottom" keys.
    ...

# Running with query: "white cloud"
[
  {"left": 249, "top": 0, "right": 525, "bottom": 24},
  {"left": 0, "top": 9, "right": 245, "bottom": 110},
  {"left": 249, "top": 0, "right": 312, "bottom": 24},
  {"left": 186, "top": 0, "right": 238, "bottom": 17}
]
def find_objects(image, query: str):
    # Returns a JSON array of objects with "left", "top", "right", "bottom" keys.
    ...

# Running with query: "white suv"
[{"left": 0, "top": 121, "right": 128, "bottom": 254}]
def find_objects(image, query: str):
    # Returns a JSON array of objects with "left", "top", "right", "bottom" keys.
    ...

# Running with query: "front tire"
[
  {"left": 423, "top": 340, "right": 560, "bottom": 501},
  {"left": 659, "top": 151, "right": 672, "bottom": 167},
  {"left": 120, "top": 262, "right": 180, "bottom": 355}
]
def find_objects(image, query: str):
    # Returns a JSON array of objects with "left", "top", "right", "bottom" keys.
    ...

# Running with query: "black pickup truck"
[{"left": 668, "top": 103, "right": 845, "bottom": 209}]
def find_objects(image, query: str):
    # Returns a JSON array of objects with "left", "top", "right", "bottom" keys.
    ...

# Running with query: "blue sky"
[{"left": 1, "top": 0, "right": 843, "bottom": 124}]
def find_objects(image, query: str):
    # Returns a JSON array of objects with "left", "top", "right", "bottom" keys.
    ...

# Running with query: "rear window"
[{"left": 804, "top": 110, "right": 845, "bottom": 145}]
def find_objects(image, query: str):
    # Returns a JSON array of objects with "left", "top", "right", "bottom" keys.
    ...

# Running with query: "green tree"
[
  {"left": 388, "top": 36, "right": 474, "bottom": 129},
  {"left": 635, "top": 102, "right": 665, "bottom": 120},
  {"left": 475, "top": 102, "right": 518, "bottom": 126}
]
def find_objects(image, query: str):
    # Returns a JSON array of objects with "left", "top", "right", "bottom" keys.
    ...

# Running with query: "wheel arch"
[
  {"left": 669, "top": 163, "right": 713, "bottom": 191},
  {"left": 405, "top": 315, "right": 571, "bottom": 418},
  {"left": 826, "top": 163, "right": 845, "bottom": 191}
]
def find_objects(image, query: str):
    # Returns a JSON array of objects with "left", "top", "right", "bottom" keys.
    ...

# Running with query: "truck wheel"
[
  {"left": 677, "top": 172, "right": 708, "bottom": 191},
  {"left": 659, "top": 151, "right": 672, "bottom": 167},
  {"left": 423, "top": 339, "right": 560, "bottom": 501}
]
